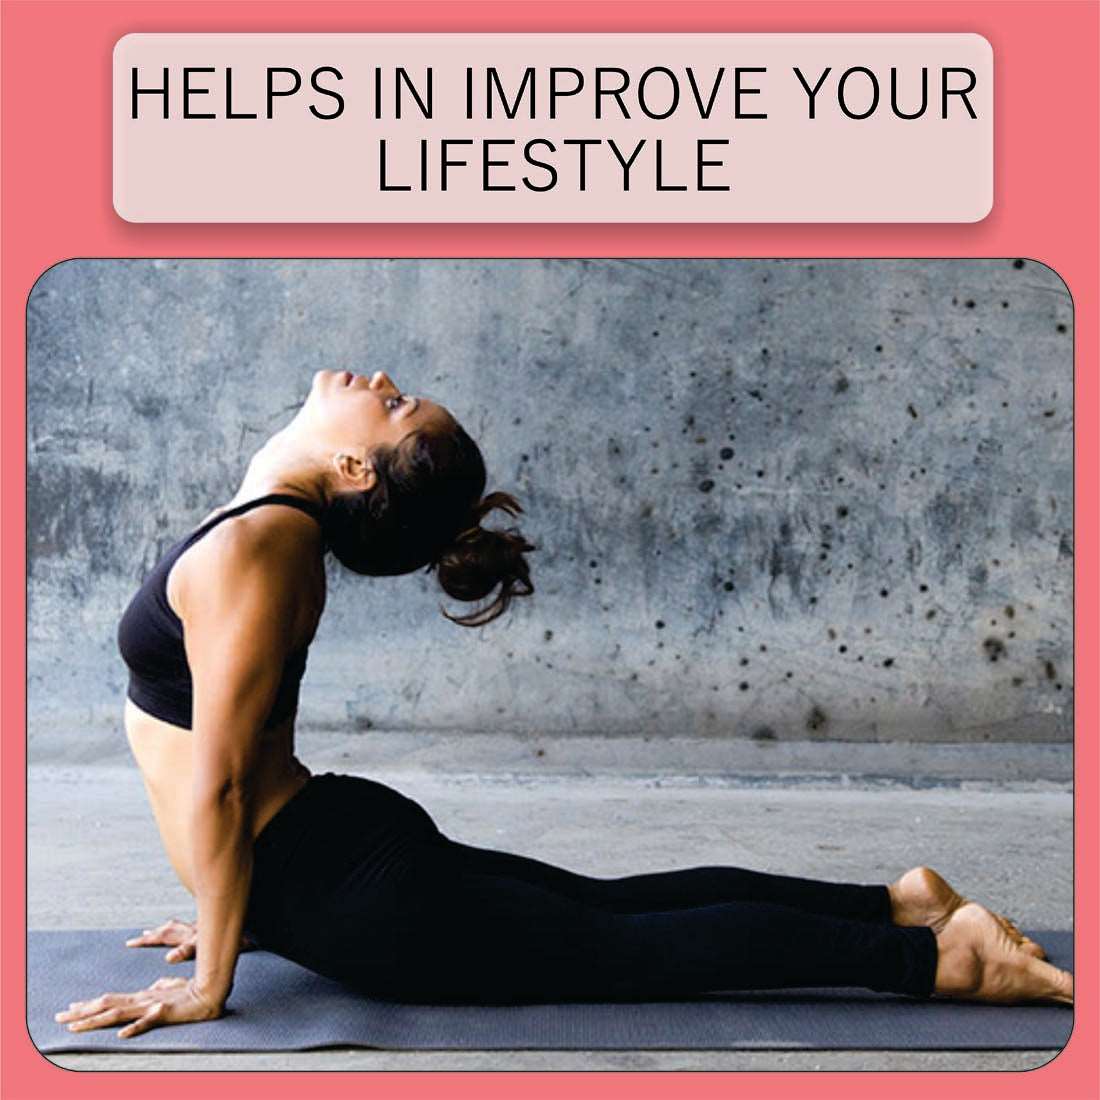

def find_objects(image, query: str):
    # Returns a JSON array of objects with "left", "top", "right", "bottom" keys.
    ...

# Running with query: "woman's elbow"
[{"left": 193, "top": 774, "right": 255, "bottom": 817}]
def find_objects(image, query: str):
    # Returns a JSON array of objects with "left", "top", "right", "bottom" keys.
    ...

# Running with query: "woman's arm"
[
  {"left": 56, "top": 517, "right": 313, "bottom": 1039},
  {"left": 178, "top": 520, "right": 305, "bottom": 1009}
]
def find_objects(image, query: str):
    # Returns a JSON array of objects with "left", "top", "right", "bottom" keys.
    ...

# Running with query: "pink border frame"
[{"left": 2, "top": 2, "right": 1096, "bottom": 1097}]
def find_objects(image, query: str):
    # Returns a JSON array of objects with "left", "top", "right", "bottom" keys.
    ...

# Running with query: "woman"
[{"left": 56, "top": 369, "right": 1072, "bottom": 1040}]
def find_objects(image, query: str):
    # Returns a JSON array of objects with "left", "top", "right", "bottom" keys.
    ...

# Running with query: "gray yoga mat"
[{"left": 28, "top": 928, "right": 1073, "bottom": 1053}]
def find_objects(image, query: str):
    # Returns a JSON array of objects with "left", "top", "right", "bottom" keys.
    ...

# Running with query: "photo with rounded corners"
[{"left": 25, "top": 257, "right": 1074, "bottom": 1072}]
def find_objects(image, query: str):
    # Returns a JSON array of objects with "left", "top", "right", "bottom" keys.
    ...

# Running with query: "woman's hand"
[
  {"left": 125, "top": 917, "right": 257, "bottom": 963},
  {"left": 55, "top": 976, "right": 222, "bottom": 1038}
]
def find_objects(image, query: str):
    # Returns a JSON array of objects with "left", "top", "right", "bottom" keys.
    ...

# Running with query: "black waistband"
[
  {"left": 253, "top": 772, "right": 340, "bottom": 868},
  {"left": 252, "top": 770, "right": 440, "bottom": 873}
]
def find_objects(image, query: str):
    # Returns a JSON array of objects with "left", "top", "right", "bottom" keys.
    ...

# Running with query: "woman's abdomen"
[{"left": 124, "top": 697, "right": 312, "bottom": 895}]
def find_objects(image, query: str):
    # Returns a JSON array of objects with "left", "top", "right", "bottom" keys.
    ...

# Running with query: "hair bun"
[{"left": 434, "top": 492, "right": 535, "bottom": 626}]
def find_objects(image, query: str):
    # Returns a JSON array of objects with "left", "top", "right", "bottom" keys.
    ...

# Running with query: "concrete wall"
[{"left": 27, "top": 259, "right": 1073, "bottom": 752}]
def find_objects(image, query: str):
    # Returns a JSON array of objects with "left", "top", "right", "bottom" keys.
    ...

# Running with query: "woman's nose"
[{"left": 369, "top": 371, "right": 395, "bottom": 392}]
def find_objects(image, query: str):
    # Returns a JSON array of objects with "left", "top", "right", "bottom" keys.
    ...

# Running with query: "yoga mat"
[{"left": 28, "top": 929, "right": 1073, "bottom": 1053}]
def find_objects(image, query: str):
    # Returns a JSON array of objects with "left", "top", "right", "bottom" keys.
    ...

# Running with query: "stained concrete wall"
[{"left": 27, "top": 259, "right": 1073, "bottom": 752}]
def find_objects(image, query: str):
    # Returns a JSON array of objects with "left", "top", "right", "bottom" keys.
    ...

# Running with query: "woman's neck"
[{"left": 228, "top": 428, "right": 326, "bottom": 509}]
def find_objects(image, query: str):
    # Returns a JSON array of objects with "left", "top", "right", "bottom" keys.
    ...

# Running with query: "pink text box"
[{"left": 113, "top": 32, "right": 993, "bottom": 223}]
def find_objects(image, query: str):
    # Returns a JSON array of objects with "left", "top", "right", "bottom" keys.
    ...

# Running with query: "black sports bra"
[{"left": 117, "top": 493, "right": 323, "bottom": 731}]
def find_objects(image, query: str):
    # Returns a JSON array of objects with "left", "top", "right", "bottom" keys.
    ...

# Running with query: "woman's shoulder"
[
  {"left": 199, "top": 502, "right": 321, "bottom": 559},
  {"left": 169, "top": 505, "right": 324, "bottom": 622}
]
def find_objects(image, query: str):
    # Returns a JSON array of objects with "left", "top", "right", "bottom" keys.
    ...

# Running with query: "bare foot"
[
  {"left": 933, "top": 901, "right": 1072, "bottom": 1006},
  {"left": 888, "top": 865, "right": 1047, "bottom": 959}
]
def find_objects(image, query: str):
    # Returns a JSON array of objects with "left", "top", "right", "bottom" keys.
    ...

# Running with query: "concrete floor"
[{"left": 27, "top": 737, "right": 1073, "bottom": 1072}]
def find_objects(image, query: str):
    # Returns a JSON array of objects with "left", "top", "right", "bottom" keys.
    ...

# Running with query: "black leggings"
[{"left": 244, "top": 772, "right": 938, "bottom": 1004}]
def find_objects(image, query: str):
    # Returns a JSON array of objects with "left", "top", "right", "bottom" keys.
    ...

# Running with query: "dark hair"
[{"left": 320, "top": 421, "right": 535, "bottom": 626}]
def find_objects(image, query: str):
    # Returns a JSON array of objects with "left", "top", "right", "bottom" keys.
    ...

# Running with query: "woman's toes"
[
  {"left": 994, "top": 913, "right": 1048, "bottom": 959},
  {"left": 1022, "top": 953, "right": 1073, "bottom": 1005}
]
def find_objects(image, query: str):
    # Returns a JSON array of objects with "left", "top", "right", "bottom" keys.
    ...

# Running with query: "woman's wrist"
[{"left": 192, "top": 974, "right": 232, "bottom": 1009}]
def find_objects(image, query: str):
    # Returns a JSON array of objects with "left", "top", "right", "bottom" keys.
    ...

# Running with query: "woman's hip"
[{"left": 245, "top": 771, "right": 440, "bottom": 944}]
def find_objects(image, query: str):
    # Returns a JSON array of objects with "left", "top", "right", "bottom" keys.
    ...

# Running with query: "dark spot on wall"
[
  {"left": 544, "top": 630, "right": 554, "bottom": 642},
  {"left": 751, "top": 726, "right": 777, "bottom": 741},
  {"left": 1058, "top": 532, "right": 1073, "bottom": 558},
  {"left": 720, "top": 447, "right": 734, "bottom": 460},
  {"left": 698, "top": 479, "right": 715, "bottom": 493},
  {"left": 1056, "top": 323, "right": 1067, "bottom": 334},
  {"left": 655, "top": 620, "right": 665, "bottom": 630},
  {"left": 834, "top": 375, "right": 850, "bottom": 394},
  {"left": 1011, "top": 677, "right": 1023, "bottom": 687},
  {"left": 127, "top": 394, "right": 169, "bottom": 420},
  {"left": 836, "top": 505, "right": 849, "bottom": 519},
  {"left": 1010, "top": 497, "right": 1042, "bottom": 542},
  {"left": 926, "top": 609, "right": 937, "bottom": 619},
  {"left": 806, "top": 706, "right": 828, "bottom": 732},
  {"left": 1013, "top": 259, "right": 1025, "bottom": 269},
  {"left": 739, "top": 682, "right": 750, "bottom": 691},
  {"left": 964, "top": 299, "right": 976, "bottom": 309},
  {"left": 907, "top": 404, "right": 918, "bottom": 419},
  {"left": 968, "top": 563, "right": 989, "bottom": 596},
  {"left": 983, "top": 637, "right": 1006, "bottom": 662},
  {"left": 880, "top": 588, "right": 889, "bottom": 598},
  {"left": 882, "top": 658, "right": 895, "bottom": 668},
  {"left": 1004, "top": 605, "right": 1015, "bottom": 619},
  {"left": 1044, "top": 659, "right": 1057, "bottom": 680}
]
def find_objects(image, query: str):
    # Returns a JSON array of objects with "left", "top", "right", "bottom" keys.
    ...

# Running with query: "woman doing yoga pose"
[{"left": 56, "top": 369, "right": 1072, "bottom": 1039}]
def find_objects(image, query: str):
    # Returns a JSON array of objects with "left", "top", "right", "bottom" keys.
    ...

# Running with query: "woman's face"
[{"left": 302, "top": 368, "right": 452, "bottom": 453}]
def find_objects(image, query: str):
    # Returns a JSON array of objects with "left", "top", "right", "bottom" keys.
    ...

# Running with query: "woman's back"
[{"left": 120, "top": 494, "right": 324, "bottom": 894}]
